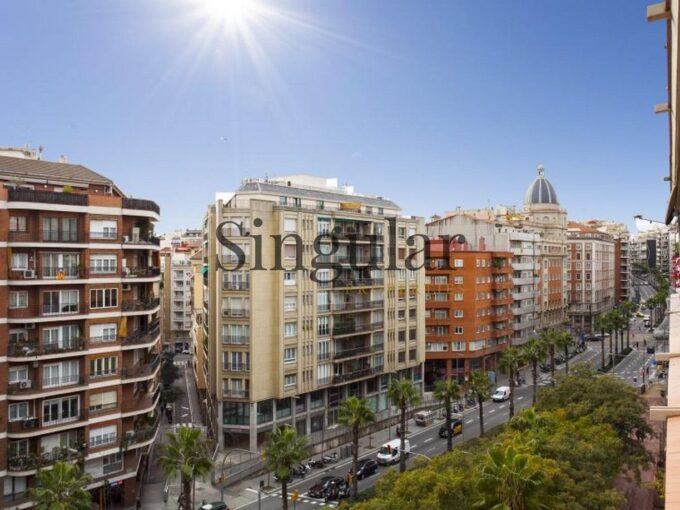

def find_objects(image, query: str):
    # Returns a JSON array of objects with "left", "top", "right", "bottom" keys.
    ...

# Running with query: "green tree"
[
  {"left": 521, "top": 337, "right": 547, "bottom": 405},
  {"left": 603, "top": 311, "right": 616, "bottom": 367},
  {"left": 498, "top": 346, "right": 523, "bottom": 418},
  {"left": 29, "top": 461, "right": 93, "bottom": 510},
  {"left": 539, "top": 329, "right": 559, "bottom": 385},
  {"left": 159, "top": 426, "right": 214, "bottom": 510},
  {"left": 387, "top": 377, "right": 421, "bottom": 473},
  {"left": 263, "top": 425, "right": 309, "bottom": 510},
  {"left": 161, "top": 385, "right": 184, "bottom": 405},
  {"left": 433, "top": 378, "right": 461, "bottom": 451},
  {"left": 466, "top": 370, "right": 493, "bottom": 436},
  {"left": 339, "top": 396, "right": 376, "bottom": 499},
  {"left": 160, "top": 358, "right": 181, "bottom": 387},
  {"left": 620, "top": 300, "right": 635, "bottom": 349},
  {"left": 554, "top": 332, "right": 574, "bottom": 375}
]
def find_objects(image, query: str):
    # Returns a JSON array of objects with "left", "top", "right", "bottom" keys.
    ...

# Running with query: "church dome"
[{"left": 524, "top": 165, "right": 558, "bottom": 205}]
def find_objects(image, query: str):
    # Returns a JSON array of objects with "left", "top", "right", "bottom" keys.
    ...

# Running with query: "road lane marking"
[
  {"left": 517, "top": 396, "right": 524, "bottom": 400},
  {"left": 489, "top": 409, "right": 496, "bottom": 414},
  {"left": 465, "top": 419, "right": 473, "bottom": 424},
  {"left": 424, "top": 437, "right": 433, "bottom": 443}
]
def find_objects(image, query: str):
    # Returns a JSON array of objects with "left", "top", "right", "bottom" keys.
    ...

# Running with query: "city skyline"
[{"left": 0, "top": 0, "right": 668, "bottom": 231}]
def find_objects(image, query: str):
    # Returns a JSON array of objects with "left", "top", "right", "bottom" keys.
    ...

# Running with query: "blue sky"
[{"left": 0, "top": 0, "right": 668, "bottom": 232}]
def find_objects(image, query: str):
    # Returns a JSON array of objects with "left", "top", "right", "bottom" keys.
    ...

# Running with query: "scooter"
[
  {"left": 308, "top": 458, "right": 324, "bottom": 469},
  {"left": 321, "top": 452, "right": 338, "bottom": 464}
]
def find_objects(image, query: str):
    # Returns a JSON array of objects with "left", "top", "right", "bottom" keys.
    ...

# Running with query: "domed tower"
[{"left": 521, "top": 165, "right": 568, "bottom": 331}]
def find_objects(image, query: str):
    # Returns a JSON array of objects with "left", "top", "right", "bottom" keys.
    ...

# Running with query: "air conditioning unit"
[
  {"left": 123, "top": 235, "right": 130, "bottom": 243},
  {"left": 122, "top": 283, "right": 132, "bottom": 291},
  {"left": 19, "top": 380, "right": 32, "bottom": 389},
  {"left": 23, "top": 269, "right": 35, "bottom": 279},
  {"left": 24, "top": 323, "right": 36, "bottom": 330}
]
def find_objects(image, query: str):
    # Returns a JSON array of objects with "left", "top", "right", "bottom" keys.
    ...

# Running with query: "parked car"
[
  {"left": 349, "top": 458, "right": 379, "bottom": 480},
  {"left": 414, "top": 410, "right": 435, "bottom": 426},
  {"left": 200, "top": 502, "right": 228, "bottom": 510},
  {"left": 308, "top": 476, "right": 349, "bottom": 500},
  {"left": 377, "top": 439, "right": 411, "bottom": 465},
  {"left": 492, "top": 386, "right": 511, "bottom": 402},
  {"left": 438, "top": 417, "right": 463, "bottom": 438}
]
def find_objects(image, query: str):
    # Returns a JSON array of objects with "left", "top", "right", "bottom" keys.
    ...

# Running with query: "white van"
[
  {"left": 492, "top": 386, "right": 511, "bottom": 402},
  {"left": 377, "top": 438, "right": 411, "bottom": 465},
  {"left": 414, "top": 410, "right": 435, "bottom": 426}
]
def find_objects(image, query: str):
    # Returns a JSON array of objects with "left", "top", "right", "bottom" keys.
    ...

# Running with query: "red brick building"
[{"left": 425, "top": 240, "right": 513, "bottom": 387}]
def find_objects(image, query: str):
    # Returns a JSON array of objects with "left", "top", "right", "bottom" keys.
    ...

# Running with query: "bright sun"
[{"left": 203, "top": 0, "right": 258, "bottom": 24}]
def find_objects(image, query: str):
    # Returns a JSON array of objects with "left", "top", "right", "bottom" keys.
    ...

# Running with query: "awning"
[{"left": 666, "top": 183, "right": 679, "bottom": 224}]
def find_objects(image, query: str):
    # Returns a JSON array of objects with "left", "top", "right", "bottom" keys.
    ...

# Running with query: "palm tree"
[
  {"left": 620, "top": 300, "right": 635, "bottom": 349},
  {"left": 465, "top": 370, "right": 493, "bottom": 436},
  {"left": 29, "top": 461, "right": 93, "bottom": 510},
  {"left": 476, "top": 442, "right": 547, "bottom": 510},
  {"left": 521, "top": 337, "right": 547, "bottom": 404},
  {"left": 433, "top": 378, "right": 461, "bottom": 452},
  {"left": 605, "top": 311, "right": 616, "bottom": 367},
  {"left": 554, "top": 332, "right": 574, "bottom": 375},
  {"left": 263, "top": 425, "right": 309, "bottom": 510},
  {"left": 338, "top": 396, "right": 376, "bottom": 499},
  {"left": 540, "top": 329, "right": 559, "bottom": 385},
  {"left": 593, "top": 314, "right": 607, "bottom": 371},
  {"left": 387, "top": 377, "right": 420, "bottom": 473},
  {"left": 159, "top": 426, "right": 214, "bottom": 510},
  {"left": 498, "top": 346, "right": 523, "bottom": 418}
]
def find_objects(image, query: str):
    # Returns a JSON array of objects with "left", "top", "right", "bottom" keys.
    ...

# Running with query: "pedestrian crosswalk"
[{"left": 270, "top": 491, "right": 338, "bottom": 507}]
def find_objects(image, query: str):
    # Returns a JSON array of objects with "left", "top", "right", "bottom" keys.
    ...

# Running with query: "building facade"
[
  {"left": 202, "top": 175, "right": 425, "bottom": 451},
  {"left": 585, "top": 220, "right": 631, "bottom": 304},
  {"left": 0, "top": 151, "right": 161, "bottom": 508},
  {"left": 160, "top": 246, "right": 193, "bottom": 351},
  {"left": 424, "top": 241, "right": 512, "bottom": 387},
  {"left": 566, "top": 222, "right": 616, "bottom": 333}
]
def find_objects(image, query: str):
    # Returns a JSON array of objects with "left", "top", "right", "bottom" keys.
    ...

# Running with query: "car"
[
  {"left": 492, "top": 386, "right": 511, "bottom": 402},
  {"left": 349, "top": 458, "right": 379, "bottom": 480},
  {"left": 200, "top": 502, "right": 228, "bottom": 510},
  {"left": 308, "top": 476, "right": 349, "bottom": 500},
  {"left": 438, "top": 418, "right": 463, "bottom": 438}
]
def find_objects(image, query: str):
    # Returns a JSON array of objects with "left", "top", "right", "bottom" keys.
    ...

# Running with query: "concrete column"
[
  {"left": 249, "top": 402, "right": 258, "bottom": 452},
  {"left": 217, "top": 402, "right": 224, "bottom": 450}
]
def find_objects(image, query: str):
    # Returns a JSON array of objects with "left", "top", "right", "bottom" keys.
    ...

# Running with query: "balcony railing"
[
  {"left": 122, "top": 197, "right": 160, "bottom": 214},
  {"left": 121, "top": 355, "right": 160, "bottom": 379},
  {"left": 41, "top": 230, "right": 80, "bottom": 242},
  {"left": 124, "top": 415, "right": 161, "bottom": 448},
  {"left": 332, "top": 321, "right": 384, "bottom": 336},
  {"left": 223, "top": 363, "right": 250, "bottom": 372},
  {"left": 223, "top": 335, "right": 249, "bottom": 345},
  {"left": 332, "top": 277, "right": 384, "bottom": 288},
  {"left": 122, "top": 297, "right": 160, "bottom": 312},
  {"left": 223, "top": 281, "right": 250, "bottom": 291},
  {"left": 122, "top": 235, "right": 161, "bottom": 246},
  {"left": 8, "top": 188, "right": 87, "bottom": 206},
  {"left": 122, "top": 325, "right": 161, "bottom": 346},
  {"left": 42, "top": 303, "right": 79, "bottom": 315},
  {"left": 332, "top": 367, "right": 377, "bottom": 384},
  {"left": 89, "top": 231, "right": 117, "bottom": 240},
  {"left": 331, "top": 299, "right": 384, "bottom": 312},
  {"left": 332, "top": 344, "right": 376, "bottom": 360},
  {"left": 122, "top": 389, "right": 160, "bottom": 414},
  {"left": 125, "top": 266, "right": 161, "bottom": 278},
  {"left": 8, "top": 446, "right": 85, "bottom": 472},
  {"left": 223, "top": 389, "right": 249, "bottom": 399},
  {"left": 8, "top": 376, "right": 85, "bottom": 395},
  {"left": 8, "top": 338, "right": 85, "bottom": 357},
  {"left": 222, "top": 309, "right": 250, "bottom": 318}
]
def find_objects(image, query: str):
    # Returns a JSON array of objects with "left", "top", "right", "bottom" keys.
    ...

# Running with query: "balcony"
[
  {"left": 332, "top": 321, "right": 384, "bottom": 336},
  {"left": 122, "top": 297, "right": 160, "bottom": 312},
  {"left": 122, "top": 325, "right": 161, "bottom": 346},
  {"left": 332, "top": 254, "right": 381, "bottom": 265},
  {"left": 8, "top": 338, "right": 86, "bottom": 357},
  {"left": 332, "top": 366, "right": 377, "bottom": 384},
  {"left": 223, "top": 389, "right": 249, "bottom": 399},
  {"left": 41, "top": 230, "right": 80, "bottom": 243},
  {"left": 332, "top": 277, "right": 384, "bottom": 289},
  {"left": 222, "top": 309, "right": 250, "bottom": 318},
  {"left": 121, "top": 355, "right": 161, "bottom": 380},
  {"left": 122, "top": 389, "right": 160, "bottom": 414},
  {"left": 122, "top": 235, "right": 161, "bottom": 246},
  {"left": 123, "top": 415, "right": 160, "bottom": 448},
  {"left": 122, "top": 197, "right": 160, "bottom": 215},
  {"left": 124, "top": 266, "right": 161, "bottom": 278},
  {"left": 89, "top": 231, "right": 118, "bottom": 241},
  {"left": 223, "top": 281, "right": 250, "bottom": 291},
  {"left": 331, "top": 299, "right": 384, "bottom": 313},
  {"left": 512, "top": 291, "right": 534, "bottom": 300},
  {"left": 8, "top": 375, "right": 85, "bottom": 395},
  {"left": 223, "top": 363, "right": 250, "bottom": 372},
  {"left": 332, "top": 344, "right": 381, "bottom": 361},
  {"left": 223, "top": 335, "right": 249, "bottom": 345},
  {"left": 8, "top": 188, "right": 87, "bottom": 206},
  {"left": 8, "top": 445, "right": 85, "bottom": 473}
]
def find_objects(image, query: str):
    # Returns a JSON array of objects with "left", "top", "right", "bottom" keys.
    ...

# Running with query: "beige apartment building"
[
  {"left": 566, "top": 222, "right": 616, "bottom": 333},
  {"left": 160, "top": 246, "right": 193, "bottom": 351},
  {"left": 0, "top": 148, "right": 161, "bottom": 508},
  {"left": 202, "top": 175, "right": 425, "bottom": 451}
]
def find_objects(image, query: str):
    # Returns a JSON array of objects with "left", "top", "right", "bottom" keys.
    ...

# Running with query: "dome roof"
[{"left": 524, "top": 165, "right": 558, "bottom": 205}]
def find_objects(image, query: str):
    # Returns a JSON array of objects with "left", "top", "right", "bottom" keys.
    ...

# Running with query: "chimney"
[{"left": 59, "top": 155, "right": 68, "bottom": 163}]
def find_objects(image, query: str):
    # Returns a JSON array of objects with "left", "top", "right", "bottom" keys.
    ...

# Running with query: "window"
[
  {"left": 90, "top": 254, "right": 117, "bottom": 273},
  {"left": 43, "top": 324, "right": 80, "bottom": 349},
  {"left": 42, "top": 253, "right": 79, "bottom": 278},
  {"left": 284, "top": 374, "right": 297, "bottom": 388},
  {"left": 454, "top": 276, "right": 463, "bottom": 284},
  {"left": 284, "top": 347, "right": 297, "bottom": 363},
  {"left": 89, "top": 220, "right": 117, "bottom": 239},
  {"left": 90, "top": 356, "right": 118, "bottom": 377},
  {"left": 398, "top": 227, "right": 406, "bottom": 239},
  {"left": 9, "top": 216, "right": 27, "bottom": 232},
  {"left": 453, "top": 259, "right": 463, "bottom": 268},
  {"left": 284, "top": 219, "right": 297, "bottom": 232},
  {"left": 102, "top": 452, "right": 123, "bottom": 475},
  {"left": 454, "top": 327, "right": 464, "bottom": 334},
  {"left": 223, "top": 401, "right": 250, "bottom": 425},
  {"left": 9, "top": 366, "right": 28, "bottom": 383},
  {"left": 11, "top": 253, "right": 28, "bottom": 270},
  {"left": 43, "top": 290, "right": 78, "bottom": 314},
  {"left": 284, "top": 322, "right": 297, "bottom": 338},
  {"left": 89, "top": 390, "right": 117, "bottom": 412},
  {"left": 9, "top": 440, "right": 29, "bottom": 458},
  {"left": 89, "top": 323, "right": 117, "bottom": 342},
  {"left": 43, "top": 360, "right": 79, "bottom": 388},
  {"left": 279, "top": 196, "right": 288, "bottom": 206},
  {"left": 284, "top": 271, "right": 296, "bottom": 286},
  {"left": 317, "top": 218, "right": 331, "bottom": 235},
  {"left": 454, "top": 310, "right": 464, "bottom": 318},
  {"left": 284, "top": 245, "right": 297, "bottom": 260},
  {"left": 9, "top": 402, "right": 29, "bottom": 422},
  {"left": 43, "top": 395, "right": 79, "bottom": 425},
  {"left": 90, "top": 288, "right": 118, "bottom": 309},
  {"left": 9, "top": 291, "right": 28, "bottom": 309},
  {"left": 454, "top": 293, "right": 464, "bottom": 301},
  {"left": 316, "top": 200, "right": 325, "bottom": 210},
  {"left": 89, "top": 424, "right": 117, "bottom": 447},
  {"left": 283, "top": 296, "right": 297, "bottom": 312},
  {"left": 43, "top": 217, "right": 78, "bottom": 241}
]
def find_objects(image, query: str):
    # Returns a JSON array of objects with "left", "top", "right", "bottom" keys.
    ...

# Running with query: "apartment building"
[
  {"left": 630, "top": 226, "right": 674, "bottom": 275},
  {"left": 424, "top": 241, "right": 512, "bottom": 386},
  {"left": 160, "top": 229, "right": 202, "bottom": 251},
  {"left": 202, "top": 175, "right": 425, "bottom": 451},
  {"left": 585, "top": 220, "right": 631, "bottom": 304},
  {"left": 427, "top": 213, "right": 539, "bottom": 346},
  {"left": 566, "top": 222, "right": 616, "bottom": 333},
  {"left": 160, "top": 246, "right": 193, "bottom": 351},
  {"left": 189, "top": 248, "right": 211, "bottom": 433},
  {"left": 0, "top": 150, "right": 161, "bottom": 508}
]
